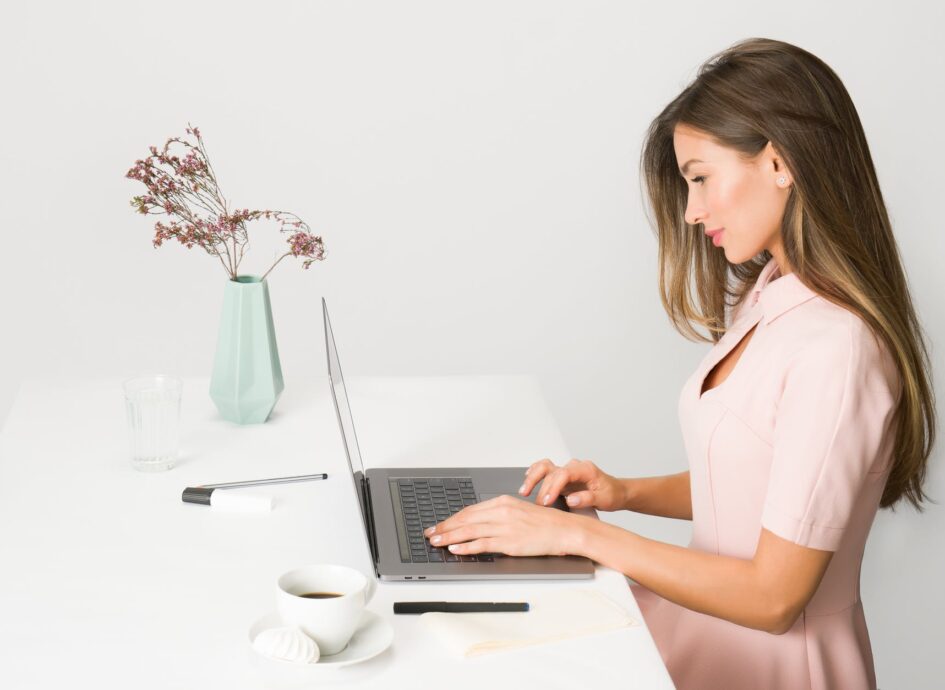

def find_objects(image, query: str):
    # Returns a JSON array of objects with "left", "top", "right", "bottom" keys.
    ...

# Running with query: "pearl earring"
[{"left": 777, "top": 175, "right": 787, "bottom": 186}]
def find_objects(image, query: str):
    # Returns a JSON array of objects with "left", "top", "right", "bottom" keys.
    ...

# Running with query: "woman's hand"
[
  {"left": 519, "top": 458, "right": 627, "bottom": 512},
  {"left": 422, "top": 494, "right": 589, "bottom": 557}
]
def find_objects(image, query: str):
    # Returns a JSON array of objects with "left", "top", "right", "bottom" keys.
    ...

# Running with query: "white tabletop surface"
[{"left": 0, "top": 375, "right": 674, "bottom": 689}]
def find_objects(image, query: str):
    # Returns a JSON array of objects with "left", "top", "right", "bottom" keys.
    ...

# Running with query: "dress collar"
[{"left": 748, "top": 257, "right": 820, "bottom": 325}]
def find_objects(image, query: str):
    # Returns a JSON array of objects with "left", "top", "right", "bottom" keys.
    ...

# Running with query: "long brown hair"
[{"left": 639, "top": 37, "right": 935, "bottom": 511}]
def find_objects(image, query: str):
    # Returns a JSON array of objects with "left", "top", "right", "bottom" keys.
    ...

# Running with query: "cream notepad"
[{"left": 420, "top": 588, "right": 639, "bottom": 658}]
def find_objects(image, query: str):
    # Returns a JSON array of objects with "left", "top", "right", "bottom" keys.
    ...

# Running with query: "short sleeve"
[{"left": 760, "top": 319, "right": 900, "bottom": 551}]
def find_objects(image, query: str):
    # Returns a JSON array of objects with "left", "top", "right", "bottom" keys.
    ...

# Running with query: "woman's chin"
[{"left": 721, "top": 246, "right": 752, "bottom": 265}]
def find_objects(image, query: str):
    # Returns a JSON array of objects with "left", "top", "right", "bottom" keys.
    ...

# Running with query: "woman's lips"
[{"left": 706, "top": 228, "right": 724, "bottom": 247}]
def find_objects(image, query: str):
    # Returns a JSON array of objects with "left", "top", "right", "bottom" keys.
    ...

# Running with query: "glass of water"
[{"left": 123, "top": 375, "right": 182, "bottom": 472}]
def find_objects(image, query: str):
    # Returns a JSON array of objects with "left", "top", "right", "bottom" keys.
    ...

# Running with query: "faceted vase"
[{"left": 209, "top": 275, "right": 284, "bottom": 424}]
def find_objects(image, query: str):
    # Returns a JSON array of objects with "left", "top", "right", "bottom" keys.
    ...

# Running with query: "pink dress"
[{"left": 630, "top": 257, "right": 901, "bottom": 690}]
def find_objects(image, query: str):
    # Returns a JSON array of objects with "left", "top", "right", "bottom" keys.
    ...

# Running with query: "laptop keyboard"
[{"left": 396, "top": 477, "right": 498, "bottom": 563}]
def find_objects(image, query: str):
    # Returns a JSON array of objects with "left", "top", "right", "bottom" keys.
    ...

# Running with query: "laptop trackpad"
[{"left": 478, "top": 493, "right": 570, "bottom": 511}]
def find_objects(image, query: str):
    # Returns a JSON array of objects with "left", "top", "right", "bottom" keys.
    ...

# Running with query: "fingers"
[
  {"left": 564, "top": 489, "right": 593, "bottom": 508},
  {"left": 428, "top": 522, "right": 499, "bottom": 548},
  {"left": 537, "top": 459, "right": 595, "bottom": 506},
  {"left": 443, "top": 537, "right": 499, "bottom": 555},
  {"left": 424, "top": 495, "right": 508, "bottom": 536},
  {"left": 519, "top": 458, "right": 555, "bottom": 497}
]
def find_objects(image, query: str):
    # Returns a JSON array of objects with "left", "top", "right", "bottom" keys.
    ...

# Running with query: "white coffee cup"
[{"left": 276, "top": 564, "right": 377, "bottom": 656}]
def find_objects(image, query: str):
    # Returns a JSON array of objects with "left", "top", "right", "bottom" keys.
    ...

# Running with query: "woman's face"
[{"left": 673, "top": 123, "right": 793, "bottom": 269}]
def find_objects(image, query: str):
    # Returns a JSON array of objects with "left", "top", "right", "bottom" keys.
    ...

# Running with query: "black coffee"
[{"left": 298, "top": 591, "right": 343, "bottom": 599}]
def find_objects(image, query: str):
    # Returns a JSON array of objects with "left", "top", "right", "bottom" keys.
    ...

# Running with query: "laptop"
[{"left": 322, "top": 298, "right": 595, "bottom": 581}]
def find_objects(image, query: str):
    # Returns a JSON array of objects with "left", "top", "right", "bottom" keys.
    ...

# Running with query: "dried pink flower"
[{"left": 126, "top": 123, "right": 326, "bottom": 281}]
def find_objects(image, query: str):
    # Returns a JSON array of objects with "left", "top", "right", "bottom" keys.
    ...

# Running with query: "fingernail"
[
  {"left": 448, "top": 544, "right": 459, "bottom": 552},
  {"left": 567, "top": 495, "right": 578, "bottom": 506},
  {"left": 524, "top": 467, "right": 530, "bottom": 475},
  {"left": 425, "top": 526, "right": 435, "bottom": 536},
  {"left": 542, "top": 494, "right": 551, "bottom": 505},
  {"left": 431, "top": 535, "right": 442, "bottom": 545},
  {"left": 518, "top": 484, "right": 527, "bottom": 494}
]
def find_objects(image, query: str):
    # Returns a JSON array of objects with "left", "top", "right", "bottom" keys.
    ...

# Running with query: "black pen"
[{"left": 393, "top": 601, "right": 529, "bottom": 614}]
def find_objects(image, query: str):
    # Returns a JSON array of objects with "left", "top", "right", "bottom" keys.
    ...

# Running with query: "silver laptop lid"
[{"left": 322, "top": 298, "right": 373, "bottom": 550}]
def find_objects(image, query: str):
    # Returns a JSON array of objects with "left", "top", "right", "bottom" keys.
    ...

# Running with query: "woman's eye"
[{"left": 690, "top": 176, "right": 706, "bottom": 184}]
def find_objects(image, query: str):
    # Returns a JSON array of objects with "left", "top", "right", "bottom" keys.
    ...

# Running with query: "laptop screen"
[{"left": 322, "top": 298, "right": 372, "bottom": 545}]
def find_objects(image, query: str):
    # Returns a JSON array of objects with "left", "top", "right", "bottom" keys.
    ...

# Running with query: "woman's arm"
[
  {"left": 574, "top": 518, "right": 834, "bottom": 634},
  {"left": 620, "top": 470, "right": 692, "bottom": 520},
  {"left": 427, "top": 494, "right": 833, "bottom": 634}
]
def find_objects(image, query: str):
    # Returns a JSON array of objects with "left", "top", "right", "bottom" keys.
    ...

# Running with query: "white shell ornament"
[{"left": 253, "top": 626, "right": 321, "bottom": 664}]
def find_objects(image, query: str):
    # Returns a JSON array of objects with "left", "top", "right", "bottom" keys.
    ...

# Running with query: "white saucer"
[{"left": 248, "top": 609, "right": 393, "bottom": 669}]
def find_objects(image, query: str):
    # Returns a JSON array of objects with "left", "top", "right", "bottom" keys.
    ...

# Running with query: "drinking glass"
[{"left": 123, "top": 375, "right": 182, "bottom": 472}]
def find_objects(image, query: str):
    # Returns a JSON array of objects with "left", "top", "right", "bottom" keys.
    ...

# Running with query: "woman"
[{"left": 423, "top": 38, "right": 936, "bottom": 689}]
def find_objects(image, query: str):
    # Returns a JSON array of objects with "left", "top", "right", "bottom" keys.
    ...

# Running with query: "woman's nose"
[{"left": 685, "top": 201, "right": 706, "bottom": 226}]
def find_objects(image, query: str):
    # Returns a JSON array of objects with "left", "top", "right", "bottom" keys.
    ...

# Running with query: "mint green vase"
[{"left": 209, "top": 275, "right": 284, "bottom": 424}]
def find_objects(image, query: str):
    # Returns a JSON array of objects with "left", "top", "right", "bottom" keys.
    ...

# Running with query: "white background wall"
[{"left": 1, "top": 1, "right": 942, "bottom": 687}]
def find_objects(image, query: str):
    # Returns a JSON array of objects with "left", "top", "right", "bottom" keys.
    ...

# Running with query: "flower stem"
[{"left": 260, "top": 253, "right": 291, "bottom": 282}]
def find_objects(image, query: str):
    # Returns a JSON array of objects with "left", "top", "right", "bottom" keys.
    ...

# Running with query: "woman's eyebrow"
[{"left": 680, "top": 158, "right": 704, "bottom": 175}]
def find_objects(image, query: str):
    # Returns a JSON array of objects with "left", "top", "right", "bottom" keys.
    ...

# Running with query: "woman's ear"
[{"left": 765, "top": 140, "right": 793, "bottom": 184}]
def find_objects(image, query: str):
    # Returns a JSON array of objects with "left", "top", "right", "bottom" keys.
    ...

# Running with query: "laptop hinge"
[{"left": 361, "top": 476, "right": 380, "bottom": 568}]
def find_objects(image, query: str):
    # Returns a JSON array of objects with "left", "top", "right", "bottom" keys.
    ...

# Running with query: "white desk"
[{"left": 0, "top": 375, "right": 673, "bottom": 689}]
